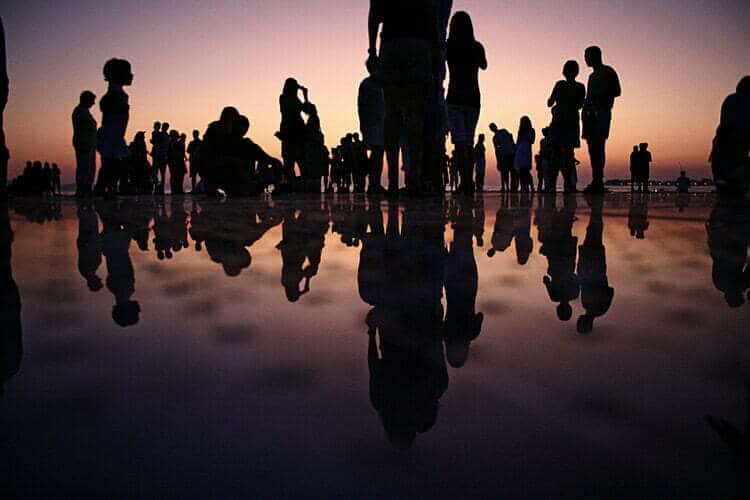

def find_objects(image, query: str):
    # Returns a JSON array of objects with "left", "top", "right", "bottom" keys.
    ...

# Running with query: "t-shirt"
[
  {"left": 493, "top": 129, "right": 515, "bottom": 156},
  {"left": 550, "top": 80, "right": 585, "bottom": 125},
  {"left": 371, "top": 0, "right": 437, "bottom": 42},
  {"left": 446, "top": 41, "right": 486, "bottom": 108},
  {"left": 585, "top": 64, "right": 621, "bottom": 111}
]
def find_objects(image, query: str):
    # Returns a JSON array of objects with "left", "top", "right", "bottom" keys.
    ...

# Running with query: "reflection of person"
[
  {"left": 538, "top": 195, "right": 579, "bottom": 321},
  {"left": 0, "top": 202, "right": 22, "bottom": 396},
  {"left": 628, "top": 193, "right": 649, "bottom": 240},
  {"left": 72, "top": 91, "right": 98, "bottom": 197},
  {"left": 706, "top": 200, "right": 750, "bottom": 308},
  {"left": 576, "top": 195, "right": 614, "bottom": 333},
  {"left": 76, "top": 202, "right": 103, "bottom": 292},
  {"left": 710, "top": 76, "right": 750, "bottom": 194}
]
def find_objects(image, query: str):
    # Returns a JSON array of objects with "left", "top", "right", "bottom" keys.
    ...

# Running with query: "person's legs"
[
  {"left": 368, "top": 146, "right": 385, "bottom": 193},
  {"left": 403, "top": 82, "right": 428, "bottom": 192},
  {"left": 587, "top": 138, "right": 605, "bottom": 187},
  {"left": 383, "top": 86, "right": 401, "bottom": 193}
]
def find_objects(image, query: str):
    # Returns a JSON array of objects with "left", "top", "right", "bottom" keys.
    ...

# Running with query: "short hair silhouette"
[
  {"left": 103, "top": 58, "right": 133, "bottom": 85},
  {"left": 563, "top": 60, "right": 579, "bottom": 79},
  {"left": 584, "top": 46, "right": 602, "bottom": 67},
  {"left": 153, "top": 121, "right": 160, "bottom": 130},
  {"left": 161, "top": 122, "right": 169, "bottom": 132},
  {"left": 80, "top": 90, "right": 96, "bottom": 106},
  {"left": 489, "top": 123, "right": 497, "bottom": 131}
]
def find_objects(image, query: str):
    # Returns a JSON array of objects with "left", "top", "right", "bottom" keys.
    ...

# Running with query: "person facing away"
[
  {"left": 489, "top": 122, "right": 515, "bottom": 192},
  {"left": 187, "top": 130, "right": 202, "bottom": 192},
  {"left": 0, "top": 16, "right": 8, "bottom": 198},
  {"left": 676, "top": 170, "right": 691, "bottom": 194},
  {"left": 473, "top": 133, "right": 486, "bottom": 192},
  {"left": 514, "top": 116, "right": 536, "bottom": 193},
  {"left": 710, "top": 76, "right": 750, "bottom": 194},
  {"left": 446, "top": 10, "right": 487, "bottom": 196},
  {"left": 547, "top": 60, "right": 585, "bottom": 192},
  {"left": 95, "top": 58, "right": 133, "bottom": 196},
  {"left": 72, "top": 90, "right": 98, "bottom": 198},
  {"left": 581, "top": 46, "right": 621, "bottom": 194},
  {"left": 358, "top": 56, "right": 386, "bottom": 194},
  {"left": 368, "top": 0, "right": 440, "bottom": 195}
]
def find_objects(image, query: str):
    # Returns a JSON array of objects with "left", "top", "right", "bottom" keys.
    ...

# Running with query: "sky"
[{"left": 1, "top": 0, "right": 748, "bottom": 185}]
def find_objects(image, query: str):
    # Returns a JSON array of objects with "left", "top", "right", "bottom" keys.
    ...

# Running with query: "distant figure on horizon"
[
  {"left": 547, "top": 60, "right": 585, "bottom": 193},
  {"left": 629, "top": 145, "right": 639, "bottom": 191},
  {"left": 167, "top": 130, "right": 186, "bottom": 194},
  {"left": 676, "top": 170, "right": 691, "bottom": 194},
  {"left": 581, "top": 46, "right": 621, "bottom": 194},
  {"left": 515, "top": 116, "right": 536, "bottom": 193},
  {"left": 187, "top": 130, "right": 202, "bottom": 192},
  {"left": 368, "top": 0, "right": 439, "bottom": 195},
  {"left": 278, "top": 78, "right": 313, "bottom": 191},
  {"left": 95, "top": 58, "right": 134, "bottom": 196},
  {"left": 490, "top": 123, "right": 515, "bottom": 192},
  {"left": 358, "top": 57, "right": 386, "bottom": 194},
  {"left": 634, "top": 143, "right": 652, "bottom": 192},
  {"left": 446, "top": 11, "right": 487, "bottom": 196},
  {"left": 0, "top": 16, "right": 8, "bottom": 198},
  {"left": 150, "top": 122, "right": 169, "bottom": 194},
  {"left": 710, "top": 76, "right": 750, "bottom": 195},
  {"left": 72, "top": 90, "right": 98, "bottom": 198},
  {"left": 473, "top": 133, "right": 486, "bottom": 192},
  {"left": 51, "top": 163, "right": 61, "bottom": 195}
]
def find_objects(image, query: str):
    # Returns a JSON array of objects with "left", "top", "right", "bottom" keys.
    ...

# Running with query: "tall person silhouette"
[
  {"left": 0, "top": 16, "right": 8, "bottom": 199},
  {"left": 72, "top": 91, "right": 98, "bottom": 197},
  {"left": 581, "top": 46, "right": 621, "bottom": 194},
  {"left": 368, "top": 0, "right": 439, "bottom": 195}
]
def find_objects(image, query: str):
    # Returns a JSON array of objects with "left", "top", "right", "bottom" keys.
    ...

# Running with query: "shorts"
[
  {"left": 447, "top": 104, "right": 480, "bottom": 146},
  {"left": 582, "top": 109, "right": 612, "bottom": 141}
]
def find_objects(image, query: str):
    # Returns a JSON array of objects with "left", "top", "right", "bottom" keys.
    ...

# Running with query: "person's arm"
[
  {"left": 477, "top": 43, "right": 488, "bottom": 71},
  {"left": 547, "top": 82, "right": 559, "bottom": 108},
  {"left": 368, "top": 1, "right": 382, "bottom": 56},
  {"left": 611, "top": 67, "right": 622, "bottom": 99}
]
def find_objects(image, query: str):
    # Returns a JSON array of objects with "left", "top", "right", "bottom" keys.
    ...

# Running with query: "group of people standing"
[{"left": 7, "top": 161, "right": 61, "bottom": 195}]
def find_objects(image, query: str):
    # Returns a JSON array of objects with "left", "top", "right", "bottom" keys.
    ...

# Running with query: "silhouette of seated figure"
[
  {"left": 360, "top": 201, "right": 449, "bottom": 448},
  {"left": 576, "top": 196, "right": 614, "bottom": 333},
  {"left": 97, "top": 202, "right": 140, "bottom": 327},
  {"left": 0, "top": 203, "right": 22, "bottom": 397},
  {"left": 537, "top": 195, "right": 579, "bottom": 321},
  {"left": 76, "top": 202, "right": 103, "bottom": 291},
  {"left": 706, "top": 201, "right": 750, "bottom": 308},
  {"left": 444, "top": 200, "right": 483, "bottom": 368},
  {"left": 628, "top": 193, "right": 650, "bottom": 240}
]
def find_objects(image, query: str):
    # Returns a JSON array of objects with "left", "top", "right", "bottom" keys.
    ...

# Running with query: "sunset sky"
[{"left": 2, "top": 0, "right": 748, "bottom": 185}]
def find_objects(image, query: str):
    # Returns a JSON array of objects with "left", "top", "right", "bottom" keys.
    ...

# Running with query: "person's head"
[
  {"left": 489, "top": 122, "right": 498, "bottom": 132},
  {"left": 237, "top": 115, "right": 250, "bottom": 137},
  {"left": 365, "top": 55, "right": 380, "bottom": 78},
  {"left": 219, "top": 106, "right": 240, "bottom": 133},
  {"left": 103, "top": 58, "right": 133, "bottom": 86},
  {"left": 346, "top": 133, "right": 353, "bottom": 142},
  {"left": 737, "top": 76, "right": 750, "bottom": 96},
  {"left": 180, "top": 133, "right": 187, "bottom": 141},
  {"left": 25, "top": 161, "right": 32, "bottom": 169},
  {"left": 134, "top": 131, "right": 145, "bottom": 143},
  {"left": 283, "top": 77, "right": 299, "bottom": 97},
  {"left": 169, "top": 130, "right": 178, "bottom": 139},
  {"left": 353, "top": 132, "right": 360, "bottom": 142},
  {"left": 584, "top": 46, "right": 603, "bottom": 68},
  {"left": 153, "top": 121, "right": 161, "bottom": 131},
  {"left": 33, "top": 161, "right": 42, "bottom": 169},
  {"left": 162, "top": 122, "right": 170, "bottom": 132},
  {"left": 112, "top": 300, "right": 141, "bottom": 327},
  {"left": 44, "top": 162, "right": 50, "bottom": 169},
  {"left": 478, "top": 133, "right": 485, "bottom": 144},
  {"left": 563, "top": 60, "right": 579, "bottom": 81},
  {"left": 557, "top": 302, "right": 573, "bottom": 321},
  {"left": 633, "top": 145, "right": 639, "bottom": 152},
  {"left": 192, "top": 129, "right": 200, "bottom": 140},
  {"left": 52, "top": 163, "right": 58, "bottom": 170},
  {"left": 79, "top": 90, "right": 96, "bottom": 108},
  {"left": 518, "top": 116, "right": 532, "bottom": 138},
  {"left": 576, "top": 313, "right": 594, "bottom": 334},
  {"left": 448, "top": 11, "right": 475, "bottom": 46},
  {"left": 639, "top": 142, "right": 648, "bottom": 151},
  {"left": 680, "top": 170, "right": 686, "bottom": 177}
]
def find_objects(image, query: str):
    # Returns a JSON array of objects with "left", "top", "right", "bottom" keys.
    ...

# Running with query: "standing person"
[
  {"left": 278, "top": 78, "right": 312, "bottom": 190},
  {"left": 581, "top": 46, "right": 621, "bottom": 194},
  {"left": 187, "top": 130, "right": 202, "bottom": 192},
  {"left": 152, "top": 122, "right": 170, "bottom": 194},
  {"left": 358, "top": 57, "right": 386, "bottom": 194},
  {"left": 95, "top": 58, "right": 134, "bottom": 196},
  {"left": 368, "top": 0, "right": 439, "bottom": 195},
  {"left": 514, "top": 116, "right": 536, "bottom": 193},
  {"left": 710, "top": 76, "right": 750, "bottom": 194},
  {"left": 72, "top": 91, "right": 98, "bottom": 198},
  {"left": 51, "top": 163, "right": 61, "bottom": 195},
  {"left": 0, "top": 16, "right": 8, "bottom": 199},
  {"left": 489, "top": 123, "right": 514, "bottom": 192},
  {"left": 629, "top": 145, "right": 639, "bottom": 192},
  {"left": 446, "top": 11, "right": 487, "bottom": 195},
  {"left": 473, "top": 133, "right": 486, "bottom": 192},
  {"left": 128, "top": 131, "right": 152, "bottom": 194},
  {"left": 352, "top": 133, "right": 368, "bottom": 193},
  {"left": 547, "top": 60, "right": 585, "bottom": 193},
  {"left": 167, "top": 130, "right": 186, "bottom": 194},
  {"left": 636, "top": 143, "right": 652, "bottom": 192},
  {"left": 675, "top": 170, "right": 691, "bottom": 194}
]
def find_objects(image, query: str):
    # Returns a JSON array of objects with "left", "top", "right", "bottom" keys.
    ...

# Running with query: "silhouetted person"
[
  {"left": 0, "top": 16, "right": 8, "bottom": 199},
  {"left": 0, "top": 201, "right": 22, "bottom": 396},
  {"left": 706, "top": 200, "right": 750, "bottom": 308},
  {"left": 473, "top": 133, "right": 486, "bottom": 192},
  {"left": 581, "top": 46, "right": 621, "bottom": 194},
  {"left": 629, "top": 145, "right": 639, "bottom": 191},
  {"left": 628, "top": 192, "right": 649, "bottom": 239},
  {"left": 304, "top": 106, "right": 329, "bottom": 193},
  {"left": 151, "top": 122, "right": 170, "bottom": 194},
  {"left": 490, "top": 123, "right": 515, "bottom": 192},
  {"left": 187, "top": 130, "right": 202, "bottom": 192},
  {"left": 676, "top": 170, "right": 691, "bottom": 194},
  {"left": 278, "top": 78, "right": 312, "bottom": 189},
  {"left": 76, "top": 202, "right": 103, "bottom": 292},
  {"left": 358, "top": 56, "right": 386, "bottom": 194},
  {"left": 72, "top": 90, "right": 98, "bottom": 197},
  {"left": 51, "top": 163, "right": 61, "bottom": 194},
  {"left": 445, "top": 11, "right": 486, "bottom": 195},
  {"left": 42, "top": 162, "right": 53, "bottom": 194},
  {"left": 168, "top": 130, "right": 186, "bottom": 194},
  {"left": 444, "top": 200, "right": 483, "bottom": 367},
  {"left": 538, "top": 195, "right": 579, "bottom": 321},
  {"left": 576, "top": 195, "right": 614, "bottom": 333},
  {"left": 95, "top": 58, "right": 134, "bottom": 196},
  {"left": 515, "top": 117, "right": 536, "bottom": 193},
  {"left": 97, "top": 202, "right": 140, "bottom": 327},
  {"left": 369, "top": 0, "right": 439, "bottom": 195},
  {"left": 547, "top": 60, "right": 585, "bottom": 193},
  {"left": 710, "top": 76, "right": 750, "bottom": 195},
  {"left": 276, "top": 206, "right": 329, "bottom": 301},
  {"left": 487, "top": 197, "right": 514, "bottom": 258},
  {"left": 351, "top": 132, "right": 368, "bottom": 193},
  {"left": 638, "top": 143, "right": 652, "bottom": 192}
]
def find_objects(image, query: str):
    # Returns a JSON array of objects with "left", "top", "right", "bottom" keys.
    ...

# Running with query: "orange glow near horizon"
[{"left": 2, "top": 1, "right": 748, "bottom": 185}]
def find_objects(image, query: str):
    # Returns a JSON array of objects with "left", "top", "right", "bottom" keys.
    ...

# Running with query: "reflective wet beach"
[{"left": 1, "top": 193, "right": 749, "bottom": 498}]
